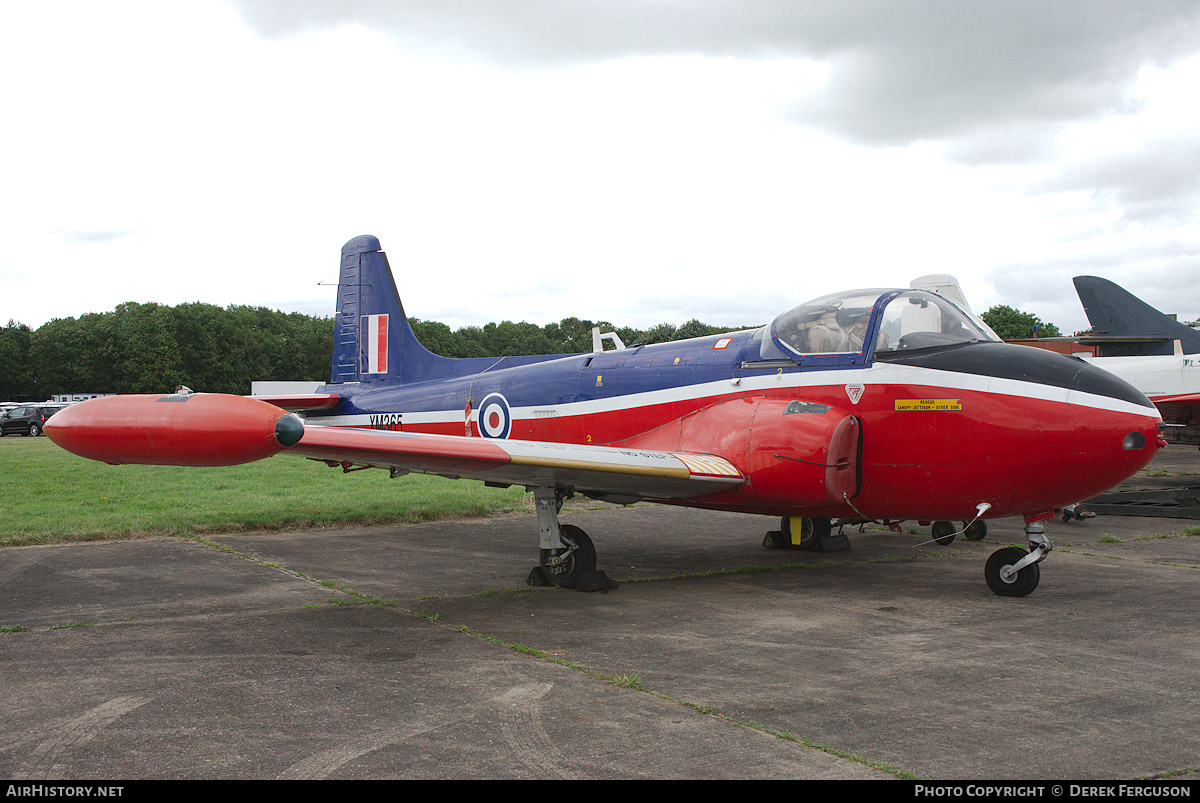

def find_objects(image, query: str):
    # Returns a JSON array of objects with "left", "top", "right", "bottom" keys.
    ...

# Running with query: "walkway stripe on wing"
[{"left": 671, "top": 454, "right": 743, "bottom": 479}]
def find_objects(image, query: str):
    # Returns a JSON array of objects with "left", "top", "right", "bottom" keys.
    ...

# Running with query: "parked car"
[{"left": 0, "top": 405, "right": 63, "bottom": 437}]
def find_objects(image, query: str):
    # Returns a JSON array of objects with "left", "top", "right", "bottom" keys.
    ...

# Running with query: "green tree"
[
  {"left": 980, "top": 305, "right": 1062, "bottom": 340},
  {"left": 491, "top": 321, "right": 554, "bottom": 356},
  {"left": 173, "top": 302, "right": 243, "bottom": 393},
  {"left": 0, "top": 321, "right": 33, "bottom": 399},
  {"left": 546, "top": 317, "right": 598, "bottom": 353},
  {"left": 409, "top": 318, "right": 458, "bottom": 358},
  {"left": 676, "top": 319, "right": 717, "bottom": 340},
  {"left": 640, "top": 322, "right": 678, "bottom": 345},
  {"left": 296, "top": 313, "right": 335, "bottom": 383},
  {"left": 28, "top": 317, "right": 88, "bottom": 396},
  {"left": 112, "top": 302, "right": 186, "bottom": 393}
]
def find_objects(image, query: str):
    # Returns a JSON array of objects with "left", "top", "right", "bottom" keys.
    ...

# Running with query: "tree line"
[
  {"left": 0, "top": 303, "right": 335, "bottom": 400},
  {"left": 0, "top": 302, "right": 754, "bottom": 400}
]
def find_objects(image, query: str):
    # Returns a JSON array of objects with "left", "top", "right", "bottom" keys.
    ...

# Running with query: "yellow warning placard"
[{"left": 895, "top": 398, "right": 962, "bottom": 411}]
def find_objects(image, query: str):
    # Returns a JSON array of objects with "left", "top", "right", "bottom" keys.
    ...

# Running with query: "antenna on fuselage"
[{"left": 591, "top": 327, "right": 626, "bottom": 352}]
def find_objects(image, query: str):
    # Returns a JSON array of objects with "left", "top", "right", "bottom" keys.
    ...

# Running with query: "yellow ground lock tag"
[{"left": 894, "top": 398, "right": 963, "bottom": 411}]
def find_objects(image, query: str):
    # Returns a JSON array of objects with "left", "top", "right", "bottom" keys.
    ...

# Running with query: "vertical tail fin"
[{"left": 330, "top": 235, "right": 455, "bottom": 384}]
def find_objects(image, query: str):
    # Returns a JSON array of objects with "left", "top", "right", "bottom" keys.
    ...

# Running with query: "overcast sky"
[{"left": 2, "top": 1, "right": 1198, "bottom": 336}]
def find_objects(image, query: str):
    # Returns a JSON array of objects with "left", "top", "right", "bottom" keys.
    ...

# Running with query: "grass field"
[{"left": 0, "top": 435, "right": 534, "bottom": 547}]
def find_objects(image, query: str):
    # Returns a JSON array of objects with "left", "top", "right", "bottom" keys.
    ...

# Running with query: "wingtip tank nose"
[{"left": 274, "top": 413, "right": 305, "bottom": 447}]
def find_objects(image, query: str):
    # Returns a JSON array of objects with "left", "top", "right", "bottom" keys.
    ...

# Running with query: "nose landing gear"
[{"left": 985, "top": 521, "right": 1052, "bottom": 597}]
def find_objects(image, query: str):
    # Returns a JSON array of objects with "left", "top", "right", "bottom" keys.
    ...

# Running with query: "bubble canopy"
[{"left": 768, "top": 289, "right": 998, "bottom": 361}]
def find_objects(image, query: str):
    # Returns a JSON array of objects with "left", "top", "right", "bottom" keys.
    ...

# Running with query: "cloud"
[
  {"left": 1039, "top": 132, "right": 1200, "bottom": 223},
  {"left": 56, "top": 229, "right": 137, "bottom": 244},
  {"left": 791, "top": 3, "right": 1199, "bottom": 145},
  {"left": 4, "top": 2, "right": 1196, "bottom": 339},
  {"left": 229, "top": 0, "right": 1200, "bottom": 148}
]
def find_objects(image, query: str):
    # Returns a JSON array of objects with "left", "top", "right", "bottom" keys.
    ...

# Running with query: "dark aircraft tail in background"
[{"left": 1073, "top": 275, "right": 1200, "bottom": 357}]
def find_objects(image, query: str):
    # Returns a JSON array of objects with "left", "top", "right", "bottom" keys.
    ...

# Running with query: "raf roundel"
[{"left": 477, "top": 393, "right": 512, "bottom": 439}]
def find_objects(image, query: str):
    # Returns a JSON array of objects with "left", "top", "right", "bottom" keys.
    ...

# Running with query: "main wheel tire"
[
  {"left": 781, "top": 516, "right": 817, "bottom": 550},
  {"left": 931, "top": 520, "right": 956, "bottom": 545},
  {"left": 539, "top": 524, "right": 597, "bottom": 589},
  {"left": 963, "top": 520, "right": 987, "bottom": 541},
  {"left": 807, "top": 517, "right": 832, "bottom": 552},
  {"left": 985, "top": 547, "right": 1041, "bottom": 597}
]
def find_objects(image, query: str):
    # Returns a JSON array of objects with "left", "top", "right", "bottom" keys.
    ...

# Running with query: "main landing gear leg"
[
  {"left": 527, "top": 487, "right": 614, "bottom": 592},
  {"left": 984, "top": 521, "right": 1052, "bottom": 597},
  {"left": 763, "top": 516, "right": 850, "bottom": 552}
]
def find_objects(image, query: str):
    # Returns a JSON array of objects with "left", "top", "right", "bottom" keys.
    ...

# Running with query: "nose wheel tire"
[
  {"left": 539, "top": 524, "right": 596, "bottom": 589},
  {"left": 985, "top": 547, "right": 1041, "bottom": 597}
]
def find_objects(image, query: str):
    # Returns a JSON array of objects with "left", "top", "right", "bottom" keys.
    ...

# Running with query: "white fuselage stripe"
[{"left": 307, "top": 364, "right": 1159, "bottom": 428}]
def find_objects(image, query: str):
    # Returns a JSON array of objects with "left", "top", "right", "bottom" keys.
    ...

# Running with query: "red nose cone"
[{"left": 1067, "top": 401, "right": 1163, "bottom": 497}]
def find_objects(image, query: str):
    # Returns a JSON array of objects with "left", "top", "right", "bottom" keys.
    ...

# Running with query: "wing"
[
  {"left": 45, "top": 393, "right": 744, "bottom": 502},
  {"left": 1150, "top": 393, "right": 1200, "bottom": 427},
  {"left": 291, "top": 426, "right": 744, "bottom": 502}
]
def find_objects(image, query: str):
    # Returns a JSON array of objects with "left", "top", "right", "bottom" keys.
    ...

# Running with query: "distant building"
[
  {"left": 1003, "top": 339, "right": 1096, "bottom": 356},
  {"left": 251, "top": 381, "right": 324, "bottom": 396},
  {"left": 50, "top": 393, "right": 115, "bottom": 403}
]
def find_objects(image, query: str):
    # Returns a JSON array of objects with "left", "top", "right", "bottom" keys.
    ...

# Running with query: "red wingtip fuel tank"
[{"left": 44, "top": 393, "right": 304, "bottom": 467}]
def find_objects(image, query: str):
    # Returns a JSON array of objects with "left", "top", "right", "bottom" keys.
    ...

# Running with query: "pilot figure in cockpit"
[
  {"left": 846, "top": 312, "right": 871, "bottom": 352},
  {"left": 805, "top": 308, "right": 851, "bottom": 353}
]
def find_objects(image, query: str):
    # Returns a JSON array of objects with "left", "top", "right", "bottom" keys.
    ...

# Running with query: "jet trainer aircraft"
[{"left": 47, "top": 236, "right": 1166, "bottom": 597}]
